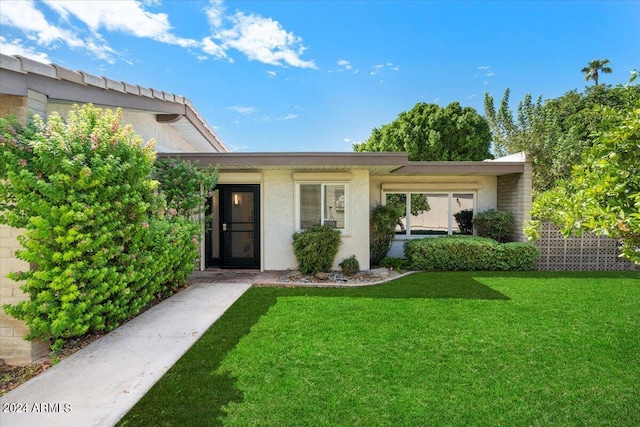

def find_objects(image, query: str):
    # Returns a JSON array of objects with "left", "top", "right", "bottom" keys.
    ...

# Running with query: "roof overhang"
[
  {"left": 0, "top": 54, "right": 227, "bottom": 153},
  {"left": 158, "top": 152, "right": 526, "bottom": 176},
  {"left": 391, "top": 161, "right": 524, "bottom": 176}
]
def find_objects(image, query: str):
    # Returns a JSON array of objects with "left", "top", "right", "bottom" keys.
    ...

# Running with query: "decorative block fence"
[{"left": 535, "top": 221, "right": 636, "bottom": 271}]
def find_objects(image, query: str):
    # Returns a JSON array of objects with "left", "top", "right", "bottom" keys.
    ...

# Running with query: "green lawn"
[{"left": 118, "top": 271, "right": 640, "bottom": 426}]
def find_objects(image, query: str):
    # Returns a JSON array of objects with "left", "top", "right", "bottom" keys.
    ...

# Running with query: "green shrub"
[
  {"left": 493, "top": 242, "right": 539, "bottom": 270},
  {"left": 473, "top": 209, "right": 514, "bottom": 242},
  {"left": 453, "top": 209, "right": 474, "bottom": 234},
  {"left": 370, "top": 203, "right": 403, "bottom": 266},
  {"left": 0, "top": 105, "right": 214, "bottom": 355},
  {"left": 339, "top": 256, "right": 360, "bottom": 276},
  {"left": 292, "top": 225, "right": 342, "bottom": 275},
  {"left": 381, "top": 257, "right": 411, "bottom": 273},
  {"left": 405, "top": 236, "right": 499, "bottom": 271},
  {"left": 404, "top": 237, "right": 539, "bottom": 271},
  {"left": 153, "top": 157, "right": 218, "bottom": 218}
]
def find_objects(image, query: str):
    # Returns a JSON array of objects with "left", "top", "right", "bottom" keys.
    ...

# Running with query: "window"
[
  {"left": 385, "top": 191, "right": 475, "bottom": 236},
  {"left": 297, "top": 183, "right": 349, "bottom": 232}
]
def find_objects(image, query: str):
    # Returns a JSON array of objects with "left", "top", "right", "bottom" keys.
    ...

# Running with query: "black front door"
[{"left": 206, "top": 184, "right": 260, "bottom": 269}]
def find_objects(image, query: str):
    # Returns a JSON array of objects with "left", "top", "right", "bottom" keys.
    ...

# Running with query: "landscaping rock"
[{"left": 276, "top": 268, "right": 402, "bottom": 285}]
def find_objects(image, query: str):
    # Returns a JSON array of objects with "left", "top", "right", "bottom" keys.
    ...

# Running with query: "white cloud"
[
  {"left": 213, "top": 11, "right": 316, "bottom": 68},
  {"left": 1, "top": 0, "right": 116, "bottom": 62},
  {"left": 477, "top": 65, "right": 495, "bottom": 78},
  {"left": 43, "top": 0, "right": 198, "bottom": 47},
  {"left": 3, "top": 0, "right": 316, "bottom": 69},
  {"left": 337, "top": 59, "right": 352, "bottom": 70},
  {"left": 266, "top": 70, "right": 277, "bottom": 78},
  {"left": 344, "top": 138, "right": 352, "bottom": 143},
  {"left": 227, "top": 106, "right": 255, "bottom": 114},
  {"left": 1, "top": 0, "right": 77, "bottom": 46},
  {"left": 369, "top": 63, "right": 398, "bottom": 76},
  {"left": 206, "top": 0, "right": 225, "bottom": 29},
  {"left": 281, "top": 114, "right": 298, "bottom": 120},
  {"left": 0, "top": 36, "right": 50, "bottom": 63},
  {"left": 202, "top": 36, "right": 229, "bottom": 60}
]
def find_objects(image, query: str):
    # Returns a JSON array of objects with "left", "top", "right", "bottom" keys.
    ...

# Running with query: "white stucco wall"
[
  {"left": 258, "top": 169, "right": 370, "bottom": 271},
  {"left": 47, "top": 104, "right": 197, "bottom": 153},
  {"left": 262, "top": 170, "right": 296, "bottom": 270}
]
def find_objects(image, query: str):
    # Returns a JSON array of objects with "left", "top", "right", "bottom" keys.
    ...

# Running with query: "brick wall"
[
  {"left": 535, "top": 222, "right": 636, "bottom": 271},
  {"left": 496, "top": 157, "right": 532, "bottom": 242},
  {"left": 0, "top": 90, "right": 50, "bottom": 365}
]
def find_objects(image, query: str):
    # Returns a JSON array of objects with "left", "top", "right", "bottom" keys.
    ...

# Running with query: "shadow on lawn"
[
  {"left": 120, "top": 271, "right": 512, "bottom": 426},
  {"left": 119, "top": 270, "right": 639, "bottom": 426}
]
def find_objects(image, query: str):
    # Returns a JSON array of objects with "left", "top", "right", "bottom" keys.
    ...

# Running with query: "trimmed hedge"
[
  {"left": 404, "top": 236, "right": 539, "bottom": 271},
  {"left": 473, "top": 209, "right": 514, "bottom": 242},
  {"left": 292, "top": 225, "right": 342, "bottom": 275},
  {"left": 494, "top": 242, "right": 540, "bottom": 271}
]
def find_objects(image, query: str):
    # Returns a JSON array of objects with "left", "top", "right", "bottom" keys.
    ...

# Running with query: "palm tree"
[{"left": 581, "top": 59, "right": 612, "bottom": 86}]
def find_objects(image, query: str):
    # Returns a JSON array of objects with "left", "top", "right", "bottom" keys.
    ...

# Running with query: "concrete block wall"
[
  {"left": 0, "top": 90, "right": 50, "bottom": 365},
  {"left": 496, "top": 158, "right": 532, "bottom": 242},
  {"left": 535, "top": 222, "right": 636, "bottom": 271}
]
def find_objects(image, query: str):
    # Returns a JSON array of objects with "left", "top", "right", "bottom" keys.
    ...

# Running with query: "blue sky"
[{"left": 1, "top": 1, "right": 638, "bottom": 152}]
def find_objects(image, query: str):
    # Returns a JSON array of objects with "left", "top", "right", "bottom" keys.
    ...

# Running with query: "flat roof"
[{"left": 158, "top": 152, "right": 526, "bottom": 176}]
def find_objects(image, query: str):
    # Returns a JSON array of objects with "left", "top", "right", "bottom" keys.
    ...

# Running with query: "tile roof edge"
[{"left": 0, "top": 53, "right": 227, "bottom": 152}]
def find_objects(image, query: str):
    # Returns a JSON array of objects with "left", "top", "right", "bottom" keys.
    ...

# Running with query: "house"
[
  {"left": 165, "top": 152, "right": 531, "bottom": 271},
  {"left": 0, "top": 54, "right": 532, "bottom": 364}
]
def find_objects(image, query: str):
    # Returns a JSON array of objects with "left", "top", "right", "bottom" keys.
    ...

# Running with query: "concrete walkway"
[{"left": 0, "top": 281, "right": 251, "bottom": 427}]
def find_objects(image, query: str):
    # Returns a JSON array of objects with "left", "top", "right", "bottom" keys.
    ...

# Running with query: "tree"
[
  {"left": 353, "top": 102, "right": 492, "bottom": 161},
  {"left": 581, "top": 59, "right": 612, "bottom": 86},
  {"left": 526, "top": 94, "right": 640, "bottom": 264},
  {"left": 484, "top": 84, "right": 640, "bottom": 193},
  {"left": 484, "top": 88, "right": 546, "bottom": 158}
]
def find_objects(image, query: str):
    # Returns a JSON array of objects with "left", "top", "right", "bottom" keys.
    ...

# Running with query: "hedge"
[
  {"left": 404, "top": 236, "right": 539, "bottom": 271},
  {"left": 292, "top": 225, "right": 342, "bottom": 275},
  {"left": 0, "top": 105, "right": 215, "bottom": 355}
]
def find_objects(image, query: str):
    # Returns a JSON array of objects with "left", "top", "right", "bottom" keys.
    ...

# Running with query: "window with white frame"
[
  {"left": 385, "top": 191, "right": 475, "bottom": 236},
  {"left": 297, "top": 183, "right": 349, "bottom": 232}
]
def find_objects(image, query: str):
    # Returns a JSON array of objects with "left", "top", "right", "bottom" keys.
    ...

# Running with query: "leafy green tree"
[
  {"left": 526, "top": 95, "right": 640, "bottom": 264},
  {"left": 153, "top": 157, "right": 218, "bottom": 218},
  {"left": 353, "top": 102, "right": 492, "bottom": 161},
  {"left": 581, "top": 59, "right": 612, "bottom": 86},
  {"left": 484, "top": 84, "right": 640, "bottom": 193}
]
